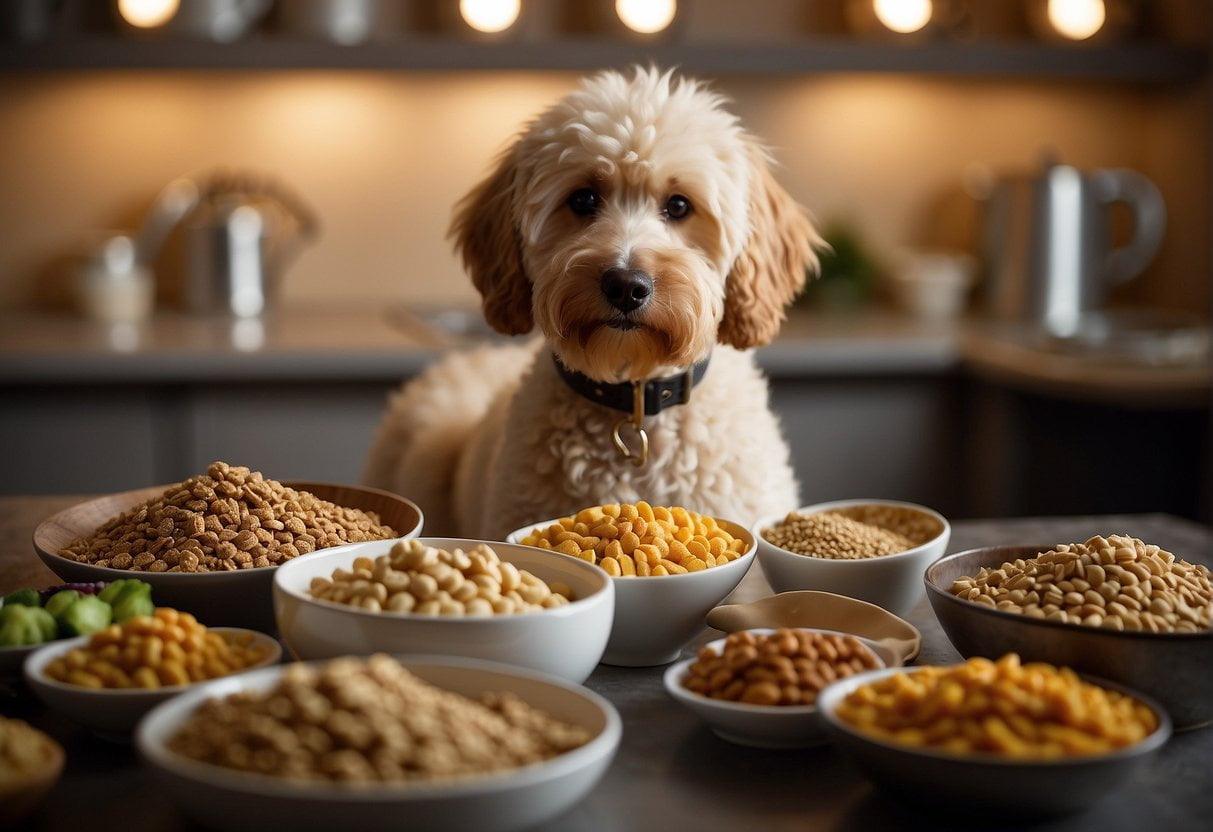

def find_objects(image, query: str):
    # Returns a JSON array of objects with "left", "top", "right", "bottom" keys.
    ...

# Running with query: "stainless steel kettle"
[
  {"left": 980, "top": 158, "right": 1166, "bottom": 334},
  {"left": 138, "top": 172, "right": 319, "bottom": 317}
]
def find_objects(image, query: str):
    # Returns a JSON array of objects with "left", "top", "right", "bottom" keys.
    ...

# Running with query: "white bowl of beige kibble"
[
  {"left": 754, "top": 499, "right": 950, "bottom": 617},
  {"left": 135, "top": 654, "right": 621, "bottom": 832},
  {"left": 925, "top": 535, "right": 1213, "bottom": 730},
  {"left": 272, "top": 537, "right": 615, "bottom": 684}
]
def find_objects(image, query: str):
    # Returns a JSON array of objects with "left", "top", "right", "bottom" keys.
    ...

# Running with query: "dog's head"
[{"left": 450, "top": 66, "right": 823, "bottom": 382}]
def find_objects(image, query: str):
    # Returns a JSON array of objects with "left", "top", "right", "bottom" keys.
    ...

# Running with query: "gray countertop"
[
  {"left": 2, "top": 497, "right": 1210, "bottom": 832},
  {"left": 0, "top": 304, "right": 958, "bottom": 383},
  {"left": 1, "top": 305, "right": 1207, "bottom": 403}
]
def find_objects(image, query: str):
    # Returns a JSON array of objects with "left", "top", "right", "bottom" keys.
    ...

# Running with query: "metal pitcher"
[
  {"left": 138, "top": 172, "right": 319, "bottom": 317},
  {"left": 981, "top": 158, "right": 1166, "bottom": 334}
]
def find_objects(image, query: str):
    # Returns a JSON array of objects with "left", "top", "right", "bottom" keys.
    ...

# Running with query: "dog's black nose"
[{"left": 600, "top": 268, "right": 653, "bottom": 314}]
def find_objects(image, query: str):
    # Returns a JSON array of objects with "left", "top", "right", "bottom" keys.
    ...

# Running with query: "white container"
[{"left": 273, "top": 537, "right": 615, "bottom": 684}]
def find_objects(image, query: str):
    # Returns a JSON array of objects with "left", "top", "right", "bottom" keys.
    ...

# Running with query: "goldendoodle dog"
[{"left": 364, "top": 66, "right": 822, "bottom": 539}]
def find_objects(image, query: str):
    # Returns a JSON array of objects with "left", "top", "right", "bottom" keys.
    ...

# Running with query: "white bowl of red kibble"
[{"left": 754, "top": 498, "right": 950, "bottom": 617}]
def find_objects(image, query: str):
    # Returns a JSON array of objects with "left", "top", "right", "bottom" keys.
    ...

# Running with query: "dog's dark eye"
[
  {"left": 567, "top": 188, "right": 600, "bottom": 216},
  {"left": 664, "top": 194, "right": 692, "bottom": 220}
]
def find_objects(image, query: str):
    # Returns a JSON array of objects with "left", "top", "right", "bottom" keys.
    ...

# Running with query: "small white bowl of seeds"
[{"left": 753, "top": 499, "right": 950, "bottom": 617}]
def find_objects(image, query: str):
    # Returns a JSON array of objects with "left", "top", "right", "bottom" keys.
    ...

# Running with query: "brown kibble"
[
  {"left": 56, "top": 462, "right": 398, "bottom": 573},
  {"left": 681, "top": 628, "right": 879, "bottom": 708}
]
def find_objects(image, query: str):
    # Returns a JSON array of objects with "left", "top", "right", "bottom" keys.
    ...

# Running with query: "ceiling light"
[
  {"left": 1046, "top": 0, "right": 1106, "bottom": 40},
  {"left": 459, "top": 0, "right": 521, "bottom": 34},
  {"left": 872, "top": 0, "right": 933, "bottom": 34},
  {"left": 616, "top": 0, "right": 677, "bottom": 34},
  {"left": 116, "top": 0, "right": 180, "bottom": 28}
]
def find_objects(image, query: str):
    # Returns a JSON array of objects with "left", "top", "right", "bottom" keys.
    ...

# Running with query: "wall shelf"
[{"left": 0, "top": 37, "right": 1206, "bottom": 84}]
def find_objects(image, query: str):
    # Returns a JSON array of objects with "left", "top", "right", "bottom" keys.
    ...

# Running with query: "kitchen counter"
[
  {"left": 0, "top": 305, "right": 962, "bottom": 384},
  {"left": 2, "top": 497, "right": 1210, "bottom": 832},
  {"left": 2, "top": 304, "right": 1206, "bottom": 400}
]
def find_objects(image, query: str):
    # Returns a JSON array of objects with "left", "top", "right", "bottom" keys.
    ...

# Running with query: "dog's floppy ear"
[
  {"left": 718, "top": 143, "right": 822, "bottom": 349},
  {"left": 449, "top": 146, "right": 534, "bottom": 335}
]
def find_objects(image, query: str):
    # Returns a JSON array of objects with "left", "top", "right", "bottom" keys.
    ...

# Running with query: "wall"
[{"left": 0, "top": 68, "right": 1207, "bottom": 317}]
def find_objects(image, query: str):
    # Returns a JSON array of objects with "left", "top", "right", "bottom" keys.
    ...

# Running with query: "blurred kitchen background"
[{"left": 0, "top": 0, "right": 1209, "bottom": 524}]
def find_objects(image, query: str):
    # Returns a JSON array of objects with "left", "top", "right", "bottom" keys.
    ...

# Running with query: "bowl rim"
[
  {"left": 32, "top": 482, "right": 423, "bottom": 582},
  {"left": 272, "top": 536, "right": 615, "bottom": 623},
  {"left": 925, "top": 545, "right": 1213, "bottom": 643},
  {"left": 23, "top": 627, "right": 282, "bottom": 697},
  {"left": 506, "top": 515, "right": 757, "bottom": 583},
  {"left": 817, "top": 663, "right": 1173, "bottom": 767},
  {"left": 134, "top": 654, "right": 623, "bottom": 801},
  {"left": 753, "top": 498, "right": 951, "bottom": 565},
  {"left": 662, "top": 626, "right": 888, "bottom": 716}
]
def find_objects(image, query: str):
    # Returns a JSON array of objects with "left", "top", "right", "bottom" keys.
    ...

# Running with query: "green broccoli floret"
[
  {"left": 0, "top": 604, "right": 57, "bottom": 646},
  {"left": 58, "top": 595, "right": 112, "bottom": 637},
  {"left": 98, "top": 579, "right": 154, "bottom": 623},
  {"left": 2, "top": 588, "right": 41, "bottom": 608},
  {"left": 44, "top": 589, "right": 82, "bottom": 620}
]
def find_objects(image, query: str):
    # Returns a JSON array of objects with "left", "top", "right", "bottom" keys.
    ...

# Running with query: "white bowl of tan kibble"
[
  {"left": 754, "top": 499, "right": 951, "bottom": 617},
  {"left": 272, "top": 537, "right": 615, "bottom": 684}
]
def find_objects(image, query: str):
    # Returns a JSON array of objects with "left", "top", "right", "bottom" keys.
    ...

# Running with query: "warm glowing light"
[
  {"left": 616, "top": 0, "right": 677, "bottom": 34},
  {"left": 459, "top": 0, "right": 521, "bottom": 33},
  {"left": 117, "top": 0, "right": 180, "bottom": 28},
  {"left": 1046, "top": 0, "right": 1106, "bottom": 40},
  {"left": 873, "top": 0, "right": 933, "bottom": 34}
]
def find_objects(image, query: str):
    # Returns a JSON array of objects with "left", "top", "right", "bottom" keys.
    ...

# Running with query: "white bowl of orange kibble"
[
  {"left": 508, "top": 501, "right": 756, "bottom": 667},
  {"left": 23, "top": 607, "right": 281, "bottom": 740}
]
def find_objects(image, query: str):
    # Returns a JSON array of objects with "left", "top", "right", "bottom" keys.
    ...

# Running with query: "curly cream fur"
[{"left": 365, "top": 67, "right": 822, "bottom": 539}]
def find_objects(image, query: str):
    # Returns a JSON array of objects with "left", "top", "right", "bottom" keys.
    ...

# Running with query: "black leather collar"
[{"left": 553, "top": 354, "right": 711, "bottom": 416}]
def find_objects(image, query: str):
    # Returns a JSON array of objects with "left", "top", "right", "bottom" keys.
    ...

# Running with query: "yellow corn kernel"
[
  {"left": 159, "top": 661, "right": 191, "bottom": 686},
  {"left": 600, "top": 556, "right": 622, "bottom": 577},
  {"left": 618, "top": 553, "right": 636, "bottom": 576},
  {"left": 67, "top": 670, "right": 104, "bottom": 689},
  {"left": 132, "top": 667, "right": 161, "bottom": 689},
  {"left": 554, "top": 539, "right": 581, "bottom": 557}
]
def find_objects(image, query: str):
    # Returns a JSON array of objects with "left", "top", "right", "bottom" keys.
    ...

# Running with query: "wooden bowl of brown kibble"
[
  {"left": 754, "top": 499, "right": 950, "bottom": 617},
  {"left": 33, "top": 463, "right": 423, "bottom": 632}
]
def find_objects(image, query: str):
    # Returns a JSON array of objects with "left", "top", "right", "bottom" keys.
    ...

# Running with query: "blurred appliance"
[
  {"left": 138, "top": 172, "right": 319, "bottom": 317},
  {"left": 980, "top": 157, "right": 1165, "bottom": 335}
]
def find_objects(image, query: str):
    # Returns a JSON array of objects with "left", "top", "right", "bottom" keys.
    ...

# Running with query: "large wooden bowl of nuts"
[
  {"left": 33, "top": 464, "right": 423, "bottom": 632},
  {"left": 925, "top": 540, "right": 1213, "bottom": 730},
  {"left": 754, "top": 499, "right": 950, "bottom": 617}
]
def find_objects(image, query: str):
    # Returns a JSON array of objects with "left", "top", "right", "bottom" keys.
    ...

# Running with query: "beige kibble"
[
  {"left": 166, "top": 654, "right": 591, "bottom": 783},
  {"left": 948, "top": 535, "right": 1211, "bottom": 634},
  {"left": 761, "top": 504, "right": 941, "bottom": 560},
  {"left": 308, "top": 539, "right": 576, "bottom": 618}
]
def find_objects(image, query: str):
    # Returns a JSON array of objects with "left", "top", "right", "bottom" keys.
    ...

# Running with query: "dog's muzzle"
[{"left": 600, "top": 267, "right": 653, "bottom": 316}]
